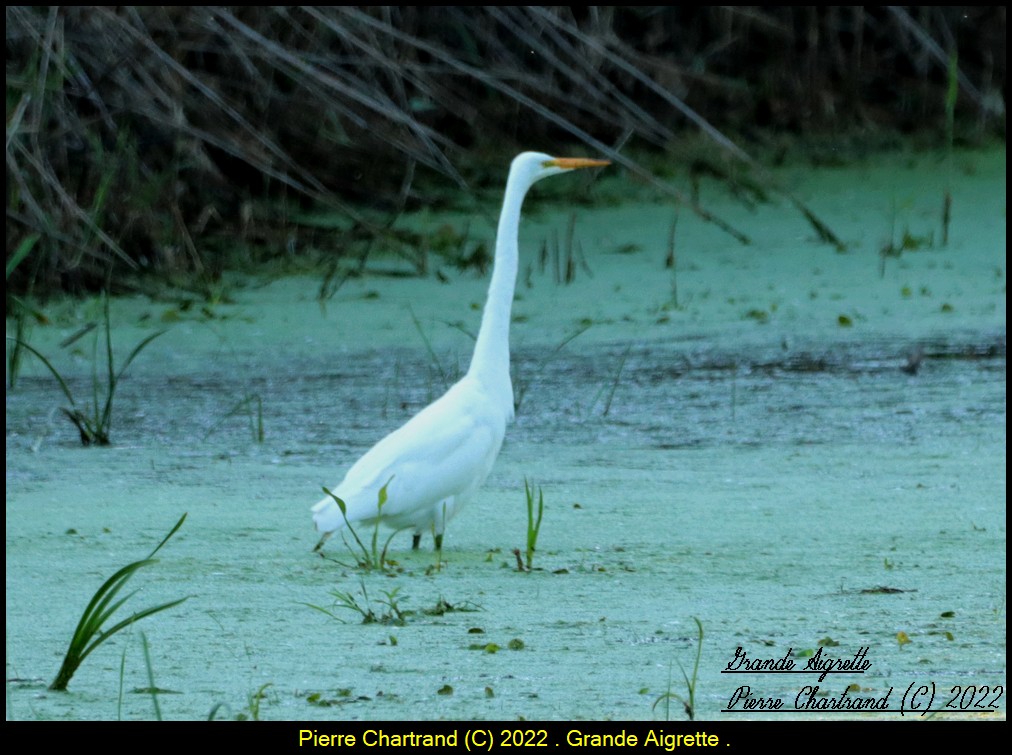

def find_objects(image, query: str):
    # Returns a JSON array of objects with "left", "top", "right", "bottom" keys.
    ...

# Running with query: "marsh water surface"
[{"left": 6, "top": 148, "right": 1006, "bottom": 720}]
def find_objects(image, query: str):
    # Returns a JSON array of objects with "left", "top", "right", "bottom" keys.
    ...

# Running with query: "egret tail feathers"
[{"left": 311, "top": 495, "right": 349, "bottom": 534}]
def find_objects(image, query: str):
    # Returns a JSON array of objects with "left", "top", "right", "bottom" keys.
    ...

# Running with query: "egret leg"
[
  {"left": 412, "top": 533, "right": 422, "bottom": 550},
  {"left": 313, "top": 531, "right": 331, "bottom": 553}
]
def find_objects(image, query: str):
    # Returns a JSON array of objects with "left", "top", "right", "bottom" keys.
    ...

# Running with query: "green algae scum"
[{"left": 6, "top": 148, "right": 1006, "bottom": 720}]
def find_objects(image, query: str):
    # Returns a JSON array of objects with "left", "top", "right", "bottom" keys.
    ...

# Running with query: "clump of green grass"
[
  {"left": 207, "top": 682, "right": 274, "bottom": 721},
  {"left": 228, "top": 682, "right": 274, "bottom": 721},
  {"left": 243, "top": 682, "right": 274, "bottom": 721},
  {"left": 518, "top": 479, "right": 545, "bottom": 572},
  {"left": 13, "top": 292, "right": 165, "bottom": 445},
  {"left": 49, "top": 513, "right": 189, "bottom": 691},
  {"left": 653, "top": 617, "right": 704, "bottom": 721},
  {"left": 304, "top": 579, "right": 408, "bottom": 626},
  {"left": 316, "top": 478, "right": 399, "bottom": 571}
]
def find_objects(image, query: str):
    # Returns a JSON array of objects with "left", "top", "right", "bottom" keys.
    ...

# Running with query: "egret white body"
[{"left": 312, "top": 152, "right": 608, "bottom": 550}]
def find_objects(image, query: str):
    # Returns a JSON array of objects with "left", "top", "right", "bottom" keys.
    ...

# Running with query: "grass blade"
[
  {"left": 140, "top": 632, "right": 162, "bottom": 720},
  {"left": 6, "top": 337, "right": 78, "bottom": 407},
  {"left": 5, "top": 232, "right": 40, "bottom": 281},
  {"left": 148, "top": 512, "right": 188, "bottom": 559},
  {"left": 114, "top": 328, "right": 168, "bottom": 385}
]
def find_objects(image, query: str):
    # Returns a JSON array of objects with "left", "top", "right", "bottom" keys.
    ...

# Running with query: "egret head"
[{"left": 510, "top": 151, "right": 610, "bottom": 189}]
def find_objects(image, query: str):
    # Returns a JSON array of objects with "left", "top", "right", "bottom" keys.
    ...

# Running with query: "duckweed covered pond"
[{"left": 6, "top": 148, "right": 1006, "bottom": 720}]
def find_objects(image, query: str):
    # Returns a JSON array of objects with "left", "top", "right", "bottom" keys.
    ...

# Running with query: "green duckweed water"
[{"left": 6, "top": 148, "right": 1005, "bottom": 720}]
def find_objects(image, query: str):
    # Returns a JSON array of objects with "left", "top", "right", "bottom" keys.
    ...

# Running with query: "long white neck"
[{"left": 467, "top": 171, "right": 527, "bottom": 404}]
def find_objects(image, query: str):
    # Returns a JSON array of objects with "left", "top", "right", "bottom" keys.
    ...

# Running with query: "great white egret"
[{"left": 312, "top": 152, "right": 609, "bottom": 551}]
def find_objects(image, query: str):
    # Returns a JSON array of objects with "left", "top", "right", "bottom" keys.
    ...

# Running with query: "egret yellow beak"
[{"left": 544, "top": 157, "right": 611, "bottom": 170}]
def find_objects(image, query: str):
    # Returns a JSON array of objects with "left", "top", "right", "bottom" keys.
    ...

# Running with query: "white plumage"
[{"left": 312, "top": 152, "right": 609, "bottom": 550}]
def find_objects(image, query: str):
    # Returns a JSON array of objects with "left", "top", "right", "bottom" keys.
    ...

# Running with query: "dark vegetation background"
[{"left": 5, "top": 6, "right": 1006, "bottom": 301}]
